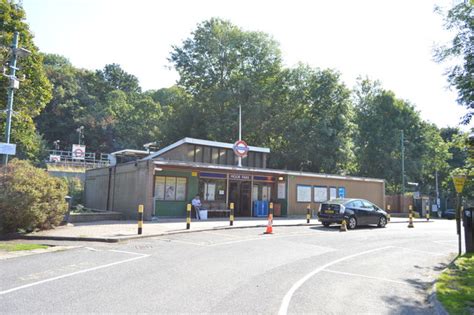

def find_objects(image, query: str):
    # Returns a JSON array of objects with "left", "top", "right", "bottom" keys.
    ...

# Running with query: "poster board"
[
  {"left": 329, "top": 187, "right": 337, "bottom": 200},
  {"left": 176, "top": 178, "right": 187, "bottom": 201},
  {"left": 278, "top": 182, "right": 286, "bottom": 199},
  {"left": 297, "top": 185, "right": 311, "bottom": 202},
  {"left": 314, "top": 186, "right": 328, "bottom": 202}
]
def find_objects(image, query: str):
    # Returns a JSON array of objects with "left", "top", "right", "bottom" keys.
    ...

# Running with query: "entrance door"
[{"left": 229, "top": 181, "right": 252, "bottom": 216}]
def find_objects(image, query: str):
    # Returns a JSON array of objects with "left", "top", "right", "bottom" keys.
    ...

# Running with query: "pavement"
[
  {"left": 16, "top": 216, "right": 434, "bottom": 242},
  {"left": 0, "top": 220, "right": 456, "bottom": 313}
]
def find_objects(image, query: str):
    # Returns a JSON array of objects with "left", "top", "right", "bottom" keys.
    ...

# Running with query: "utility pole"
[
  {"left": 3, "top": 32, "right": 19, "bottom": 165},
  {"left": 401, "top": 130, "right": 405, "bottom": 212},
  {"left": 2, "top": 31, "right": 30, "bottom": 165}
]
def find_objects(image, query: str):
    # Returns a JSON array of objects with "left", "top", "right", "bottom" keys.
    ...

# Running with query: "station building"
[{"left": 84, "top": 138, "right": 385, "bottom": 220}]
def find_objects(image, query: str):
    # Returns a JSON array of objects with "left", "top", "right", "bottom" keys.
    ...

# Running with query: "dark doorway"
[{"left": 229, "top": 181, "right": 252, "bottom": 216}]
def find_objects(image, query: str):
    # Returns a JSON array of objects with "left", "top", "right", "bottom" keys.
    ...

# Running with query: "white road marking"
[
  {"left": 278, "top": 246, "right": 392, "bottom": 315},
  {"left": 323, "top": 269, "right": 409, "bottom": 286},
  {"left": 109, "top": 249, "right": 149, "bottom": 256},
  {"left": 0, "top": 251, "right": 149, "bottom": 296},
  {"left": 391, "top": 246, "right": 449, "bottom": 257}
]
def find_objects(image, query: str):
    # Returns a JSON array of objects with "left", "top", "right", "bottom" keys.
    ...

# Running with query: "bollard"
[
  {"left": 230, "top": 202, "right": 234, "bottom": 226},
  {"left": 408, "top": 205, "right": 414, "bottom": 228},
  {"left": 186, "top": 203, "right": 191, "bottom": 230},
  {"left": 138, "top": 204, "right": 144, "bottom": 235},
  {"left": 306, "top": 205, "right": 311, "bottom": 224},
  {"left": 387, "top": 204, "right": 391, "bottom": 222},
  {"left": 270, "top": 202, "right": 274, "bottom": 216},
  {"left": 426, "top": 205, "right": 430, "bottom": 221},
  {"left": 340, "top": 219, "right": 347, "bottom": 232}
]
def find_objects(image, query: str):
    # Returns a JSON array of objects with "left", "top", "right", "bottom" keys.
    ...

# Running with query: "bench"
[{"left": 207, "top": 209, "right": 231, "bottom": 218}]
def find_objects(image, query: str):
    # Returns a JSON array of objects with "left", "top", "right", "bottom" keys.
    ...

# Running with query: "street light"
[
  {"left": 76, "top": 126, "right": 84, "bottom": 145},
  {"left": 2, "top": 32, "right": 31, "bottom": 165}
]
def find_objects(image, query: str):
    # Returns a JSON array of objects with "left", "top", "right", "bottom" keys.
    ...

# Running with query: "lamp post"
[
  {"left": 76, "top": 126, "right": 84, "bottom": 145},
  {"left": 2, "top": 31, "right": 31, "bottom": 165}
]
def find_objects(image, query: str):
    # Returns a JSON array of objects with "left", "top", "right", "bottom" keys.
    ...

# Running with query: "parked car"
[
  {"left": 443, "top": 209, "right": 456, "bottom": 220},
  {"left": 318, "top": 198, "right": 388, "bottom": 229}
]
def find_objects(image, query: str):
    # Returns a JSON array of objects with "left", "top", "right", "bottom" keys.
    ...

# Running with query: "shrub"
[
  {"left": 0, "top": 159, "right": 68, "bottom": 233},
  {"left": 63, "top": 176, "right": 84, "bottom": 206}
]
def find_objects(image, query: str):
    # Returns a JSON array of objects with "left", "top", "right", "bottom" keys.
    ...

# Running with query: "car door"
[
  {"left": 362, "top": 200, "right": 379, "bottom": 225},
  {"left": 348, "top": 200, "right": 366, "bottom": 224}
]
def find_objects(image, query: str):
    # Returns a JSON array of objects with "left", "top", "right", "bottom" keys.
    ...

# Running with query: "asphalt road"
[{"left": 0, "top": 219, "right": 459, "bottom": 314}]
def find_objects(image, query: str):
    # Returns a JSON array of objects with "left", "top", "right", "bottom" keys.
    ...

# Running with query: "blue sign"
[{"left": 338, "top": 187, "right": 345, "bottom": 198}]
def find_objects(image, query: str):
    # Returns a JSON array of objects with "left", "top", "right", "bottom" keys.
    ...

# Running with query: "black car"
[
  {"left": 318, "top": 198, "right": 388, "bottom": 229},
  {"left": 443, "top": 209, "right": 456, "bottom": 220}
]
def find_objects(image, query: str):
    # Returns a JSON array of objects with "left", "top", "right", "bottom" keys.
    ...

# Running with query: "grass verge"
[
  {"left": 0, "top": 243, "right": 49, "bottom": 252},
  {"left": 436, "top": 253, "right": 474, "bottom": 314}
]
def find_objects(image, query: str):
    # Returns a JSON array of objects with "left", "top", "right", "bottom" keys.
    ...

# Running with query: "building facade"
[{"left": 84, "top": 138, "right": 385, "bottom": 220}]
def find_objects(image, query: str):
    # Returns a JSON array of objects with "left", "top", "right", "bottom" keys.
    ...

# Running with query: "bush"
[
  {"left": 0, "top": 159, "right": 68, "bottom": 234},
  {"left": 63, "top": 176, "right": 83, "bottom": 206}
]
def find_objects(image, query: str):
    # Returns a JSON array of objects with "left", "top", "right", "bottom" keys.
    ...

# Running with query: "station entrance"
[{"left": 229, "top": 180, "right": 252, "bottom": 216}]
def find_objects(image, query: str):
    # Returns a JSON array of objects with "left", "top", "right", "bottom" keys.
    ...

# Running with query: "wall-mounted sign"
[
  {"left": 49, "top": 155, "right": 61, "bottom": 162},
  {"left": 0, "top": 142, "right": 16, "bottom": 155},
  {"left": 199, "top": 172, "right": 226, "bottom": 179},
  {"left": 253, "top": 175, "right": 275, "bottom": 182},
  {"left": 338, "top": 187, "right": 346, "bottom": 198},
  {"left": 233, "top": 140, "right": 249, "bottom": 158},
  {"left": 72, "top": 144, "right": 86, "bottom": 160},
  {"left": 230, "top": 174, "right": 251, "bottom": 181}
]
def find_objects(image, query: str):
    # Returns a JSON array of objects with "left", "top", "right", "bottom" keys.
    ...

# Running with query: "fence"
[
  {"left": 385, "top": 194, "right": 414, "bottom": 213},
  {"left": 47, "top": 150, "right": 109, "bottom": 169}
]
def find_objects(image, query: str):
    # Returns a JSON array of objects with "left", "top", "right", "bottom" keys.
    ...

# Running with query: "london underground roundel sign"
[{"left": 233, "top": 140, "right": 249, "bottom": 158}]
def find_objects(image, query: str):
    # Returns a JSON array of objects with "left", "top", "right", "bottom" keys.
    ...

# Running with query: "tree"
[
  {"left": 353, "top": 78, "right": 451, "bottom": 194},
  {"left": 0, "top": 0, "right": 52, "bottom": 161},
  {"left": 435, "top": 1, "right": 474, "bottom": 124},
  {"left": 267, "top": 65, "right": 355, "bottom": 173},
  {"left": 169, "top": 18, "right": 283, "bottom": 143}
]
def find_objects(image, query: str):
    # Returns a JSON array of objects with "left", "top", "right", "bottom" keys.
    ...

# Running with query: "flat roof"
[
  {"left": 153, "top": 160, "right": 385, "bottom": 183},
  {"left": 143, "top": 137, "right": 270, "bottom": 161}
]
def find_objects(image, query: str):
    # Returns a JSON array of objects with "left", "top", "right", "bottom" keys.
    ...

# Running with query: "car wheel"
[
  {"left": 322, "top": 222, "right": 331, "bottom": 228},
  {"left": 378, "top": 216, "right": 387, "bottom": 228},
  {"left": 348, "top": 217, "right": 357, "bottom": 229}
]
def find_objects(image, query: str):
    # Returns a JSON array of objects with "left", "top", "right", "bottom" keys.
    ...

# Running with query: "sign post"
[
  {"left": 452, "top": 174, "right": 466, "bottom": 256},
  {"left": 233, "top": 140, "right": 248, "bottom": 167},
  {"left": 72, "top": 144, "right": 86, "bottom": 160}
]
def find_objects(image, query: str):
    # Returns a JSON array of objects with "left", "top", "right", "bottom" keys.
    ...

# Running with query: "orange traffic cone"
[{"left": 264, "top": 213, "right": 273, "bottom": 234}]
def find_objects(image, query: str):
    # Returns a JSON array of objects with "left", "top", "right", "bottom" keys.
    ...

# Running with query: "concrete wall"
[
  {"left": 288, "top": 175, "right": 385, "bottom": 215},
  {"left": 85, "top": 160, "right": 155, "bottom": 220}
]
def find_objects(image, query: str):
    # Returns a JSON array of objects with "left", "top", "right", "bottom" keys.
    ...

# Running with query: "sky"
[{"left": 22, "top": 0, "right": 470, "bottom": 130}]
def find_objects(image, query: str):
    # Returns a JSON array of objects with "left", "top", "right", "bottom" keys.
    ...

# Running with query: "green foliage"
[
  {"left": 0, "top": 0, "right": 52, "bottom": 162},
  {"left": 0, "top": 243, "right": 48, "bottom": 251},
  {"left": 436, "top": 253, "right": 474, "bottom": 315},
  {"left": 63, "top": 176, "right": 83, "bottom": 206},
  {"left": 353, "top": 78, "right": 451, "bottom": 194},
  {"left": 435, "top": 1, "right": 474, "bottom": 124},
  {"left": 0, "top": 159, "right": 68, "bottom": 233}
]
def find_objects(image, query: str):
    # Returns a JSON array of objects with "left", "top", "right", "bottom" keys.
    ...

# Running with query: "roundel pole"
[{"left": 238, "top": 105, "right": 242, "bottom": 167}]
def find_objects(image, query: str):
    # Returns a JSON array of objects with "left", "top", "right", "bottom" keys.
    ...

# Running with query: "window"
[
  {"left": 362, "top": 200, "right": 375, "bottom": 210},
  {"left": 248, "top": 152, "right": 255, "bottom": 167},
  {"left": 218, "top": 149, "right": 226, "bottom": 164},
  {"left": 194, "top": 145, "right": 203, "bottom": 162},
  {"left": 203, "top": 146, "right": 211, "bottom": 163},
  {"left": 297, "top": 185, "right": 312, "bottom": 202},
  {"left": 226, "top": 150, "right": 235, "bottom": 165},
  {"left": 255, "top": 152, "right": 262, "bottom": 168},
  {"left": 199, "top": 178, "right": 226, "bottom": 201},
  {"left": 313, "top": 186, "right": 328, "bottom": 202},
  {"left": 154, "top": 176, "right": 187, "bottom": 201},
  {"left": 347, "top": 200, "right": 363, "bottom": 208},
  {"left": 211, "top": 147, "right": 219, "bottom": 164}
]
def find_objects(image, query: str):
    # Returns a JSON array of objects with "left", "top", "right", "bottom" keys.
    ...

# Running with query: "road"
[{"left": 0, "top": 219, "right": 459, "bottom": 314}]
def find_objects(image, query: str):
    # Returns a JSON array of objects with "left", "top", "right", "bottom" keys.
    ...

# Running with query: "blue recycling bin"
[{"left": 253, "top": 200, "right": 269, "bottom": 217}]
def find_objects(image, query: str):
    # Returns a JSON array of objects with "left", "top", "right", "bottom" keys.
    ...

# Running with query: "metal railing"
[{"left": 47, "top": 150, "right": 109, "bottom": 169}]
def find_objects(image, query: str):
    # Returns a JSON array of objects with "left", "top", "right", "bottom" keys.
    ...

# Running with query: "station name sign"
[
  {"left": 0, "top": 142, "right": 16, "bottom": 155},
  {"left": 230, "top": 174, "right": 251, "bottom": 180}
]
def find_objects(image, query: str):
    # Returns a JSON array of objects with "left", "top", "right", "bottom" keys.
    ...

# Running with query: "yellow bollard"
[
  {"left": 306, "top": 205, "right": 311, "bottom": 224},
  {"left": 426, "top": 205, "right": 430, "bottom": 221},
  {"left": 230, "top": 202, "right": 234, "bottom": 226},
  {"left": 408, "top": 205, "right": 414, "bottom": 228},
  {"left": 186, "top": 203, "right": 191, "bottom": 230},
  {"left": 340, "top": 219, "right": 347, "bottom": 232},
  {"left": 138, "top": 204, "right": 144, "bottom": 235},
  {"left": 387, "top": 204, "right": 391, "bottom": 222}
]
